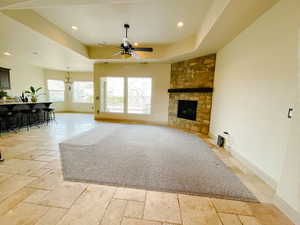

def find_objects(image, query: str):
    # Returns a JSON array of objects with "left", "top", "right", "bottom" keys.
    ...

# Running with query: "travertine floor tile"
[
  {"left": 211, "top": 198, "right": 253, "bottom": 216},
  {"left": 179, "top": 194, "right": 221, "bottom": 225},
  {"left": 28, "top": 167, "right": 52, "bottom": 177},
  {"left": 114, "top": 187, "right": 146, "bottom": 202},
  {"left": 0, "top": 172, "right": 12, "bottom": 183},
  {"left": 0, "top": 114, "right": 295, "bottom": 225},
  {"left": 56, "top": 184, "right": 115, "bottom": 225},
  {"left": 27, "top": 170, "right": 63, "bottom": 190},
  {"left": 34, "top": 181, "right": 87, "bottom": 208},
  {"left": 248, "top": 203, "right": 294, "bottom": 225},
  {"left": 100, "top": 199, "right": 127, "bottom": 225},
  {"left": 34, "top": 155, "right": 57, "bottom": 162},
  {"left": 0, "top": 187, "right": 35, "bottom": 216},
  {"left": 218, "top": 213, "right": 242, "bottom": 225},
  {"left": 24, "top": 189, "right": 50, "bottom": 204},
  {"left": 144, "top": 191, "right": 181, "bottom": 224},
  {"left": 124, "top": 200, "right": 144, "bottom": 218},
  {"left": 0, "top": 175, "right": 36, "bottom": 201},
  {"left": 14, "top": 150, "right": 51, "bottom": 160},
  {"left": 44, "top": 159, "right": 62, "bottom": 170},
  {"left": 122, "top": 218, "right": 162, "bottom": 225},
  {"left": 0, "top": 203, "right": 49, "bottom": 225},
  {"left": 239, "top": 215, "right": 262, "bottom": 225},
  {"left": 0, "top": 159, "right": 48, "bottom": 175},
  {"left": 35, "top": 207, "right": 67, "bottom": 225}
]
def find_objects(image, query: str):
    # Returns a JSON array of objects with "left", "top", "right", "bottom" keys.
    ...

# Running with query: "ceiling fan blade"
[
  {"left": 132, "top": 47, "right": 153, "bottom": 52},
  {"left": 130, "top": 51, "right": 141, "bottom": 59},
  {"left": 112, "top": 51, "right": 123, "bottom": 56}
]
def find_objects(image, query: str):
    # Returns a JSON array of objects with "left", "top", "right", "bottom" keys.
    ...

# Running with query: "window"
[
  {"left": 100, "top": 77, "right": 152, "bottom": 114},
  {"left": 100, "top": 77, "right": 124, "bottom": 113},
  {"left": 73, "top": 81, "right": 94, "bottom": 103},
  {"left": 47, "top": 80, "right": 64, "bottom": 102},
  {"left": 128, "top": 77, "right": 152, "bottom": 114}
]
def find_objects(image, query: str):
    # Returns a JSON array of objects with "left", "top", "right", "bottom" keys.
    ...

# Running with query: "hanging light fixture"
[{"left": 65, "top": 68, "right": 73, "bottom": 91}]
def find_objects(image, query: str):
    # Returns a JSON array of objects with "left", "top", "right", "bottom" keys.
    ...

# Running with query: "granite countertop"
[{"left": 0, "top": 101, "right": 52, "bottom": 105}]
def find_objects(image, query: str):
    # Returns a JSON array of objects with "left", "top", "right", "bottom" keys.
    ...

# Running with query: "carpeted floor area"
[{"left": 59, "top": 123, "right": 257, "bottom": 202}]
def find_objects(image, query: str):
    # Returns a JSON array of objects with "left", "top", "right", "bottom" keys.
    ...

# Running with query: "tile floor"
[{"left": 0, "top": 113, "right": 294, "bottom": 225}]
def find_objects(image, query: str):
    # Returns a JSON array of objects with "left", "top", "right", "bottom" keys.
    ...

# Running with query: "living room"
[{"left": 0, "top": 0, "right": 299, "bottom": 225}]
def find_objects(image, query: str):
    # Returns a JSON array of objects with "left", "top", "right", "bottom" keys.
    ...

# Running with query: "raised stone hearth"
[{"left": 168, "top": 54, "right": 216, "bottom": 134}]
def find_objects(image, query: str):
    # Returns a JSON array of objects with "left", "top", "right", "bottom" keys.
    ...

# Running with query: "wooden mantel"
[{"left": 168, "top": 88, "right": 213, "bottom": 93}]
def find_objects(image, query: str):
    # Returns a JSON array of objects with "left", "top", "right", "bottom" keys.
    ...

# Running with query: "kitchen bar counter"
[
  {"left": 0, "top": 102, "right": 53, "bottom": 111},
  {"left": 0, "top": 102, "right": 54, "bottom": 132}
]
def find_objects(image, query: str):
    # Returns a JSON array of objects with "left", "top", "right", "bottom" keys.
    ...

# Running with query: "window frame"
[
  {"left": 72, "top": 81, "right": 94, "bottom": 104},
  {"left": 100, "top": 76, "right": 152, "bottom": 115},
  {"left": 127, "top": 77, "right": 152, "bottom": 115},
  {"left": 47, "top": 79, "right": 65, "bottom": 103},
  {"left": 100, "top": 77, "right": 125, "bottom": 114}
]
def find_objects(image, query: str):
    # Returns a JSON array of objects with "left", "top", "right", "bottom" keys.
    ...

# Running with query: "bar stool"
[
  {"left": 0, "top": 114, "right": 4, "bottom": 161},
  {"left": 0, "top": 114, "right": 4, "bottom": 136},
  {"left": 20, "top": 109, "right": 31, "bottom": 131},
  {"left": 30, "top": 108, "right": 42, "bottom": 126},
  {"left": 20, "top": 108, "right": 42, "bottom": 130},
  {"left": 0, "top": 110, "right": 20, "bottom": 133},
  {"left": 43, "top": 108, "right": 55, "bottom": 125}
]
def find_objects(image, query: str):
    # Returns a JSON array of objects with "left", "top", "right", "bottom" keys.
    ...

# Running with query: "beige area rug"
[{"left": 59, "top": 123, "right": 257, "bottom": 202}]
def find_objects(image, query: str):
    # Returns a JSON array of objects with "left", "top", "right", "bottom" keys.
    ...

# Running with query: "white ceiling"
[
  {"left": 34, "top": 0, "right": 213, "bottom": 45},
  {"left": 0, "top": 0, "right": 279, "bottom": 71},
  {"left": 0, "top": 13, "right": 93, "bottom": 71}
]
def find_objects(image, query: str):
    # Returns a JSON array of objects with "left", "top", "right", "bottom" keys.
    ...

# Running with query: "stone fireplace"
[{"left": 168, "top": 54, "right": 216, "bottom": 135}]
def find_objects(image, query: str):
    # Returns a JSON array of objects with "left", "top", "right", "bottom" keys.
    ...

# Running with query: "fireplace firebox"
[{"left": 177, "top": 100, "right": 197, "bottom": 121}]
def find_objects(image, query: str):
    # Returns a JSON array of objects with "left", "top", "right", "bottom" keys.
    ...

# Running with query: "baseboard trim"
[
  {"left": 95, "top": 117, "right": 169, "bottom": 127},
  {"left": 56, "top": 111, "right": 93, "bottom": 114},
  {"left": 209, "top": 132, "right": 277, "bottom": 189},
  {"left": 229, "top": 148, "right": 277, "bottom": 189},
  {"left": 273, "top": 194, "right": 300, "bottom": 225}
]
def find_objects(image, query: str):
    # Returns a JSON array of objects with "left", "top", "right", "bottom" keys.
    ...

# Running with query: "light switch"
[{"left": 288, "top": 108, "right": 293, "bottom": 119}]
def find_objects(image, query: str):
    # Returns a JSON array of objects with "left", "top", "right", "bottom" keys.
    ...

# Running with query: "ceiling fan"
[{"left": 113, "top": 24, "right": 153, "bottom": 59}]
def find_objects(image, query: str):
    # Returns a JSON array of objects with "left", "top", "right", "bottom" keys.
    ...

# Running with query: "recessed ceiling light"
[
  {"left": 71, "top": 26, "right": 78, "bottom": 30},
  {"left": 3, "top": 52, "right": 11, "bottom": 56},
  {"left": 177, "top": 22, "right": 184, "bottom": 28},
  {"left": 32, "top": 51, "right": 39, "bottom": 55},
  {"left": 134, "top": 42, "right": 139, "bottom": 46}
]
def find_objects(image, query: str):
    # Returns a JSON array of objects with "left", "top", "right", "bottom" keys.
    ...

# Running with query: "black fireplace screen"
[{"left": 177, "top": 100, "right": 198, "bottom": 121}]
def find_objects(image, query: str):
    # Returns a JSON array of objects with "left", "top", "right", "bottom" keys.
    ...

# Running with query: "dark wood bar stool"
[
  {"left": 0, "top": 114, "right": 4, "bottom": 136},
  {"left": 31, "top": 108, "right": 42, "bottom": 126},
  {"left": 20, "top": 109, "right": 32, "bottom": 131},
  {"left": 0, "top": 115, "right": 4, "bottom": 161},
  {"left": 43, "top": 108, "right": 55, "bottom": 124},
  {"left": 20, "top": 108, "right": 42, "bottom": 130},
  {"left": 0, "top": 110, "right": 20, "bottom": 133}
]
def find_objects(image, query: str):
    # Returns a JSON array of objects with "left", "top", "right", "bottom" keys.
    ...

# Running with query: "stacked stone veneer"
[{"left": 168, "top": 54, "right": 216, "bottom": 134}]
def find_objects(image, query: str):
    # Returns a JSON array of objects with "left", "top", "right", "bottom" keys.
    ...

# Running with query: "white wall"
[
  {"left": 44, "top": 69, "right": 93, "bottom": 112},
  {"left": 274, "top": 30, "right": 300, "bottom": 223},
  {"left": 94, "top": 63, "right": 171, "bottom": 124},
  {"left": 0, "top": 58, "right": 45, "bottom": 99},
  {"left": 210, "top": 0, "right": 300, "bottom": 223}
]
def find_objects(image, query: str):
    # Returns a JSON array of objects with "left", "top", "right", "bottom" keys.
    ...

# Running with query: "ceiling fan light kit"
[{"left": 112, "top": 24, "right": 153, "bottom": 59}]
